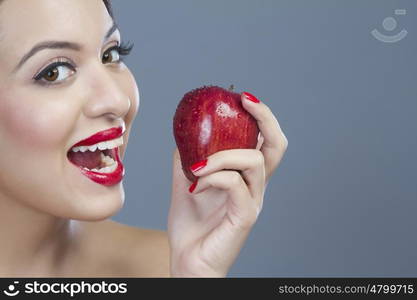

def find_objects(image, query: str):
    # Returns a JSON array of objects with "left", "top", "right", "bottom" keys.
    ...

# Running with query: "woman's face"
[{"left": 0, "top": 0, "right": 139, "bottom": 220}]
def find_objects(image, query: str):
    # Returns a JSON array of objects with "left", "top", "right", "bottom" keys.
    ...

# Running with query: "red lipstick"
[{"left": 71, "top": 125, "right": 125, "bottom": 147}]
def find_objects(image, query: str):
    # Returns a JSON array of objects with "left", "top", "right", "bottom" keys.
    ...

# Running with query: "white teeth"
[
  {"left": 98, "top": 142, "right": 109, "bottom": 151},
  {"left": 84, "top": 153, "right": 117, "bottom": 173},
  {"left": 79, "top": 153, "right": 118, "bottom": 174},
  {"left": 71, "top": 136, "right": 123, "bottom": 153},
  {"left": 71, "top": 136, "right": 122, "bottom": 173},
  {"left": 90, "top": 162, "right": 118, "bottom": 173},
  {"left": 100, "top": 152, "right": 116, "bottom": 166},
  {"left": 88, "top": 144, "right": 98, "bottom": 152}
]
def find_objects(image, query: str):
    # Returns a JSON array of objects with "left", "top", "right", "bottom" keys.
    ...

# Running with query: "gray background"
[{"left": 111, "top": 0, "right": 417, "bottom": 277}]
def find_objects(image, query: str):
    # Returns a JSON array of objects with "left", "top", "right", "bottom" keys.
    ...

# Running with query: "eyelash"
[{"left": 33, "top": 40, "right": 134, "bottom": 87}]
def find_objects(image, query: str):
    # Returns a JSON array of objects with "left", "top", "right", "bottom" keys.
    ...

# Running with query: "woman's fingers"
[
  {"left": 241, "top": 92, "right": 288, "bottom": 180},
  {"left": 191, "top": 170, "right": 258, "bottom": 230},
  {"left": 191, "top": 149, "right": 266, "bottom": 200}
]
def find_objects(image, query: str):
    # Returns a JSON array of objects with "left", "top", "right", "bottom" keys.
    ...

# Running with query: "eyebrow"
[{"left": 13, "top": 21, "right": 119, "bottom": 73}]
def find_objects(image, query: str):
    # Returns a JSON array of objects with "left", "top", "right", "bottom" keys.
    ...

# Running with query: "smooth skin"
[{"left": 0, "top": 0, "right": 287, "bottom": 277}]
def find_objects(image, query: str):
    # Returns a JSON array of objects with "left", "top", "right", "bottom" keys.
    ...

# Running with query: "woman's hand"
[{"left": 167, "top": 92, "right": 288, "bottom": 277}]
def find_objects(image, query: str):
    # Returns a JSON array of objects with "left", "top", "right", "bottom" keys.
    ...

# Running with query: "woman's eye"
[
  {"left": 34, "top": 62, "right": 76, "bottom": 85},
  {"left": 102, "top": 47, "right": 120, "bottom": 64},
  {"left": 102, "top": 42, "right": 134, "bottom": 64}
]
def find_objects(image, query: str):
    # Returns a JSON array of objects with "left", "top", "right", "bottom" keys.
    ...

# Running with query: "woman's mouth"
[{"left": 67, "top": 126, "right": 125, "bottom": 186}]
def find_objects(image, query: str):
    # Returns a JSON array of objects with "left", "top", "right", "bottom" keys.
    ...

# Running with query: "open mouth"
[{"left": 67, "top": 136, "right": 123, "bottom": 173}]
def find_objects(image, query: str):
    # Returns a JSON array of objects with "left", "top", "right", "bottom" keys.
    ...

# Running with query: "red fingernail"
[
  {"left": 190, "top": 159, "right": 207, "bottom": 173},
  {"left": 242, "top": 91, "right": 261, "bottom": 103},
  {"left": 189, "top": 179, "right": 198, "bottom": 193}
]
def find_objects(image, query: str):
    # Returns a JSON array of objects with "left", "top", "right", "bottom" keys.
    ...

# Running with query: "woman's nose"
[{"left": 82, "top": 67, "right": 131, "bottom": 120}]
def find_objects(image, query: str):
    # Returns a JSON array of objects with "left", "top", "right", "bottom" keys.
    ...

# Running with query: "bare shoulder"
[{"left": 77, "top": 219, "right": 170, "bottom": 277}]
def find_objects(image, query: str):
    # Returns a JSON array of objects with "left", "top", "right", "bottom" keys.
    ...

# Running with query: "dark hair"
[{"left": 102, "top": 0, "right": 114, "bottom": 20}]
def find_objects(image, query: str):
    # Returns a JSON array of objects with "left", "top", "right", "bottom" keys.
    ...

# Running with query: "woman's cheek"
[{"left": 0, "top": 94, "right": 74, "bottom": 150}]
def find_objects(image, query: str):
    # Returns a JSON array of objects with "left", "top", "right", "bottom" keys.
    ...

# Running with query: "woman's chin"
[
  {"left": 60, "top": 165, "right": 126, "bottom": 221},
  {"left": 65, "top": 187, "right": 125, "bottom": 221}
]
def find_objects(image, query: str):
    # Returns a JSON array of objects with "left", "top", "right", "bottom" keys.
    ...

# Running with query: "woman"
[{"left": 0, "top": 0, "right": 288, "bottom": 277}]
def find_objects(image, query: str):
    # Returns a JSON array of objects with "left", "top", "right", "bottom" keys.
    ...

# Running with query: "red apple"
[{"left": 173, "top": 85, "right": 259, "bottom": 182}]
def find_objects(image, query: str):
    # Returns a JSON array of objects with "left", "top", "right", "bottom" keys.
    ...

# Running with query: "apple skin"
[{"left": 173, "top": 85, "right": 260, "bottom": 182}]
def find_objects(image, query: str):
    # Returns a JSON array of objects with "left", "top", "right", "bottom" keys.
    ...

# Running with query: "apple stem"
[{"left": 228, "top": 84, "right": 234, "bottom": 92}]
